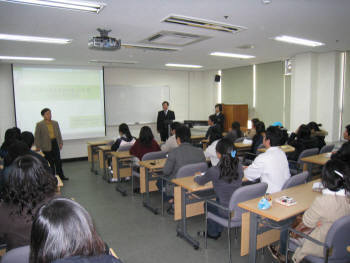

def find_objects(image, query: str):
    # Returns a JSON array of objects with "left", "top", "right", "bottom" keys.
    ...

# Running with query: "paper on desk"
[{"left": 243, "top": 139, "right": 252, "bottom": 144}]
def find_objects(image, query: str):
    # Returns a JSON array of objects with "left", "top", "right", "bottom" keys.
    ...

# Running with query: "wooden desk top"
[
  {"left": 109, "top": 151, "right": 132, "bottom": 158},
  {"left": 139, "top": 158, "right": 167, "bottom": 169},
  {"left": 235, "top": 142, "right": 252, "bottom": 149},
  {"left": 172, "top": 176, "right": 213, "bottom": 192},
  {"left": 301, "top": 153, "right": 331, "bottom": 166},
  {"left": 98, "top": 145, "right": 111, "bottom": 151},
  {"left": 258, "top": 145, "right": 295, "bottom": 153},
  {"left": 191, "top": 135, "right": 206, "bottom": 140},
  {"left": 238, "top": 180, "right": 321, "bottom": 222},
  {"left": 87, "top": 140, "right": 113, "bottom": 146}
]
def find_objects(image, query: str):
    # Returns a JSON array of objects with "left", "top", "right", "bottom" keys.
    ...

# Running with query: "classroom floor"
[{"left": 61, "top": 161, "right": 276, "bottom": 263}]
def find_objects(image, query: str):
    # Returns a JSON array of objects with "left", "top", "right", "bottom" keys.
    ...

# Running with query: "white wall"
[{"left": 0, "top": 65, "right": 217, "bottom": 158}]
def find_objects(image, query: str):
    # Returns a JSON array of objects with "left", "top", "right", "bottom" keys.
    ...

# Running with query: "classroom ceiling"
[{"left": 0, "top": 0, "right": 349, "bottom": 71}]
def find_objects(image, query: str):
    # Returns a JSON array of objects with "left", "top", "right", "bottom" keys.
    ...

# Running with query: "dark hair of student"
[
  {"left": 231, "top": 121, "right": 243, "bottom": 138},
  {"left": 139, "top": 126, "right": 154, "bottom": 147},
  {"left": 255, "top": 121, "right": 265, "bottom": 135},
  {"left": 209, "top": 125, "right": 223, "bottom": 145},
  {"left": 251, "top": 118, "right": 260, "bottom": 128},
  {"left": 209, "top": 114, "right": 216, "bottom": 123},
  {"left": 297, "top": 124, "right": 311, "bottom": 139},
  {"left": 332, "top": 142, "right": 350, "bottom": 163},
  {"left": 118, "top": 123, "right": 133, "bottom": 141},
  {"left": 0, "top": 128, "right": 21, "bottom": 151},
  {"left": 40, "top": 108, "right": 51, "bottom": 116},
  {"left": 215, "top": 138, "right": 240, "bottom": 183},
  {"left": 265, "top": 126, "right": 283, "bottom": 147},
  {"left": 307, "top": 121, "right": 321, "bottom": 132},
  {"left": 162, "top": 101, "right": 169, "bottom": 106},
  {"left": 175, "top": 125, "right": 191, "bottom": 143},
  {"left": 322, "top": 159, "right": 350, "bottom": 193},
  {"left": 215, "top": 104, "right": 222, "bottom": 112},
  {"left": 4, "top": 141, "right": 30, "bottom": 167},
  {"left": 346, "top": 124, "right": 350, "bottom": 136},
  {"left": 1, "top": 155, "right": 57, "bottom": 217},
  {"left": 30, "top": 198, "right": 106, "bottom": 263},
  {"left": 21, "top": 131, "right": 35, "bottom": 148},
  {"left": 170, "top": 121, "right": 180, "bottom": 131}
]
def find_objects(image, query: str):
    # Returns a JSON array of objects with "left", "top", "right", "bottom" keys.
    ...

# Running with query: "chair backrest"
[
  {"left": 1, "top": 245, "right": 29, "bottom": 263},
  {"left": 117, "top": 144, "right": 133, "bottom": 152},
  {"left": 175, "top": 162, "right": 208, "bottom": 179},
  {"left": 229, "top": 182, "right": 268, "bottom": 221},
  {"left": 320, "top": 144, "right": 335, "bottom": 154},
  {"left": 324, "top": 215, "right": 350, "bottom": 261},
  {"left": 297, "top": 148, "right": 319, "bottom": 163},
  {"left": 282, "top": 171, "right": 309, "bottom": 190},
  {"left": 142, "top": 151, "right": 167, "bottom": 161}
]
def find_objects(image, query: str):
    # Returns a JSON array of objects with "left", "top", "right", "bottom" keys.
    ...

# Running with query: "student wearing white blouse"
[
  {"left": 204, "top": 125, "right": 223, "bottom": 166},
  {"left": 244, "top": 126, "right": 291, "bottom": 194},
  {"left": 160, "top": 122, "right": 180, "bottom": 153}
]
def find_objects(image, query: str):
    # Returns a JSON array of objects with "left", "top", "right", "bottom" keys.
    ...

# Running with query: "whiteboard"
[{"left": 105, "top": 85, "right": 170, "bottom": 125}]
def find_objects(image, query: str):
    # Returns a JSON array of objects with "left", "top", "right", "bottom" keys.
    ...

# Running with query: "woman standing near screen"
[{"left": 34, "top": 108, "right": 68, "bottom": 180}]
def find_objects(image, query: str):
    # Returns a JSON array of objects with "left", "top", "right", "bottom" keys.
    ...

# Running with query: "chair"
[
  {"left": 131, "top": 151, "right": 167, "bottom": 195},
  {"left": 117, "top": 144, "right": 133, "bottom": 152},
  {"left": 175, "top": 162, "right": 208, "bottom": 179},
  {"left": 205, "top": 182, "right": 268, "bottom": 263},
  {"left": 282, "top": 171, "right": 309, "bottom": 190},
  {"left": 286, "top": 215, "right": 350, "bottom": 263},
  {"left": 243, "top": 143, "right": 264, "bottom": 165},
  {"left": 320, "top": 144, "right": 335, "bottom": 154},
  {"left": 289, "top": 148, "right": 319, "bottom": 175},
  {"left": 1, "top": 245, "right": 29, "bottom": 263}
]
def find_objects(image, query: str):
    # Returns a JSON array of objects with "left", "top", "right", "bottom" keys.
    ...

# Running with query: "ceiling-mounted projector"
[{"left": 88, "top": 28, "right": 121, "bottom": 50}]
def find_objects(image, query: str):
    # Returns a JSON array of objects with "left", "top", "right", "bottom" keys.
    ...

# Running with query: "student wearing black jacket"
[
  {"left": 331, "top": 124, "right": 350, "bottom": 163},
  {"left": 157, "top": 101, "right": 175, "bottom": 142},
  {"left": 214, "top": 104, "right": 225, "bottom": 132}
]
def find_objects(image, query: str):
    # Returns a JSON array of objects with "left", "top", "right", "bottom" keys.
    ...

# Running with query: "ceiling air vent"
[
  {"left": 142, "top": 31, "right": 210, "bottom": 47},
  {"left": 121, "top": 43, "right": 180, "bottom": 52},
  {"left": 162, "top": 14, "right": 246, "bottom": 34}
]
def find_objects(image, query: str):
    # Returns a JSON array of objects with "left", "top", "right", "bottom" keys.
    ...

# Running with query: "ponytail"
[{"left": 216, "top": 138, "right": 240, "bottom": 183}]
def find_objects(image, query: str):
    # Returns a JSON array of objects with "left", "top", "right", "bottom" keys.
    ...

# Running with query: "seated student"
[
  {"left": 204, "top": 125, "right": 223, "bottom": 166},
  {"left": 21, "top": 131, "right": 51, "bottom": 173},
  {"left": 214, "top": 104, "right": 225, "bottom": 133},
  {"left": 0, "top": 127, "right": 21, "bottom": 159},
  {"left": 129, "top": 126, "right": 160, "bottom": 161},
  {"left": 3, "top": 141, "right": 30, "bottom": 168},
  {"left": 246, "top": 118, "right": 260, "bottom": 139},
  {"left": 287, "top": 124, "right": 320, "bottom": 161},
  {"left": 30, "top": 198, "right": 121, "bottom": 263},
  {"left": 160, "top": 125, "right": 206, "bottom": 204},
  {"left": 250, "top": 121, "right": 265, "bottom": 154},
  {"left": 195, "top": 138, "right": 243, "bottom": 239},
  {"left": 111, "top": 123, "right": 135, "bottom": 151},
  {"left": 205, "top": 114, "right": 218, "bottom": 139},
  {"left": 225, "top": 121, "right": 243, "bottom": 142},
  {"left": 331, "top": 124, "right": 350, "bottom": 163},
  {"left": 307, "top": 121, "right": 327, "bottom": 148},
  {"left": 244, "top": 126, "right": 291, "bottom": 193},
  {"left": 161, "top": 122, "right": 180, "bottom": 153},
  {"left": 271, "top": 121, "right": 289, "bottom": 145},
  {"left": 0, "top": 155, "right": 57, "bottom": 250}
]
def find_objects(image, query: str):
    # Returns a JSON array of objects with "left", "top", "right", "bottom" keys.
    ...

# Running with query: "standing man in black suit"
[
  {"left": 214, "top": 104, "right": 225, "bottom": 133},
  {"left": 157, "top": 101, "right": 175, "bottom": 142}
]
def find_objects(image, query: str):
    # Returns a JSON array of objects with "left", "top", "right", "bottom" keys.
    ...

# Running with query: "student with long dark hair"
[
  {"left": 129, "top": 126, "right": 160, "bottom": 161},
  {"left": 111, "top": 123, "right": 135, "bottom": 151},
  {"left": 0, "top": 127, "right": 21, "bottom": 158},
  {"left": 204, "top": 125, "right": 223, "bottom": 166},
  {"left": 251, "top": 121, "right": 265, "bottom": 154},
  {"left": 247, "top": 118, "right": 260, "bottom": 139},
  {"left": 195, "top": 138, "right": 243, "bottom": 239},
  {"left": 29, "top": 198, "right": 121, "bottom": 263},
  {"left": 225, "top": 121, "right": 243, "bottom": 142},
  {"left": 0, "top": 155, "right": 57, "bottom": 250}
]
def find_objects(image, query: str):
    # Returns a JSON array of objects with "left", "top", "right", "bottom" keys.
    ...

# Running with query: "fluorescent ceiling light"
[
  {"left": 210, "top": 52, "right": 255, "bottom": 59},
  {"left": 0, "top": 33, "right": 71, "bottom": 44},
  {"left": 0, "top": 56, "right": 54, "bottom": 61},
  {"left": 89, "top": 60, "right": 139, "bottom": 65},
  {"left": 0, "top": 0, "right": 105, "bottom": 13},
  {"left": 165, "top": 63, "right": 202, "bottom": 69},
  {"left": 274, "top": 35, "right": 324, "bottom": 47}
]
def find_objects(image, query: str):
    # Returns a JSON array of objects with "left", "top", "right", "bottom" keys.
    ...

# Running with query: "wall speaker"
[{"left": 214, "top": 74, "right": 221, "bottom": 82}]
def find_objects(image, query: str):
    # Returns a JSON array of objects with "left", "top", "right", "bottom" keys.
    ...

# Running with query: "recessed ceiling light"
[
  {"left": 210, "top": 52, "right": 255, "bottom": 59},
  {"left": 165, "top": 63, "right": 202, "bottom": 69},
  {"left": 89, "top": 60, "right": 139, "bottom": 65},
  {"left": 0, "top": 56, "right": 54, "bottom": 61},
  {"left": 0, "top": 0, "right": 105, "bottom": 13},
  {"left": 0, "top": 33, "right": 71, "bottom": 44},
  {"left": 274, "top": 35, "right": 324, "bottom": 47}
]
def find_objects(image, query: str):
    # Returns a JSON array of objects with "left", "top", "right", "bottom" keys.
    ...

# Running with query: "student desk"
[
  {"left": 191, "top": 135, "right": 206, "bottom": 144},
  {"left": 138, "top": 159, "right": 166, "bottom": 214},
  {"left": 87, "top": 140, "right": 112, "bottom": 174},
  {"left": 238, "top": 180, "right": 321, "bottom": 263},
  {"left": 97, "top": 145, "right": 112, "bottom": 178},
  {"left": 257, "top": 145, "right": 295, "bottom": 153},
  {"left": 301, "top": 153, "right": 331, "bottom": 175},
  {"left": 172, "top": 176, "right": 214, "bottom": 249},
  {"left": 109, "top": 151, "right": 133, "bottom": 195}
]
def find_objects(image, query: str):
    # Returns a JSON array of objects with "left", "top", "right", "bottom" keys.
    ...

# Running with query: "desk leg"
[
  {"left": 91, "top": 146, "right": 98, "bottom": 175},
  {"left": 248, "top": 213, "right": 259, "bottom": 263},
  {"left": 176, "top": 188, "right": 199, "bottom": 250},
  {"left": 142, "top": 168, "right": 158, "bottom": 215},
  {"left": 115, "top": 158, "right": 127, "bottom": 196}
]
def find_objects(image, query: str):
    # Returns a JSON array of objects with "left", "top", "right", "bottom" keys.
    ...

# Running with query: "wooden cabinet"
[{"left": 222, "top": 104, "right": 248, "bottom": 132}]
